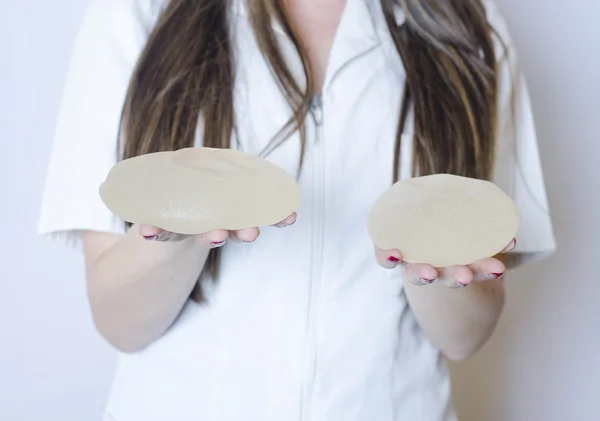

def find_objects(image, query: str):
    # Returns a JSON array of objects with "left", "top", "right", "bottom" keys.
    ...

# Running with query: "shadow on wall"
[{"left": 449, "top": 261, "right": 561, "bottom": 421}]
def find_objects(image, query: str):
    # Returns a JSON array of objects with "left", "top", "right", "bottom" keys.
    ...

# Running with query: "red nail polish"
[
  {"left": 143, "top": 235, "right": 157, "bottom": 241},
  {"left": 388, "top": 256, "right": 400, "bottom": 263},
  {"left": 457, "top": 281, "right": 468, "bottom": 287},
  {"left": 491, "top": 272, "right": 505, "bottom": 279},
  {"left": 423, "top": 278, "right": 435, "bottom": 283},
  {"left": 212, "top": 240, "right": 226, "bottom": 247}
]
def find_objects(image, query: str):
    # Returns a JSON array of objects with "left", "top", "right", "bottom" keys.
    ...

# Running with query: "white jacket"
[{"left": 38, "top": 0, "right": 556, "bottom": 420}]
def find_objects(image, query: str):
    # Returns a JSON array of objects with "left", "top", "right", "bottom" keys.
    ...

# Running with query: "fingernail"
[
  {"left": 388, "top": 256, "right": 400, "bottom": 263},
  {"left": 491, "top": 272, "right": 505, "bottom": 279},
  {"left": 143, "top": 235, "right": 158, "bottom": 241},
  {"left": 456, "top": 281, "right": 468, "bottom": 287},
  {"left": 508, "top": 239, "right": 516, "bottom": 251},
  {"left": 211, "top": 240, "right": 226, "bottom": 247},
  {"left": 422, "top": 277, "right": 435, "bottom": 284}
]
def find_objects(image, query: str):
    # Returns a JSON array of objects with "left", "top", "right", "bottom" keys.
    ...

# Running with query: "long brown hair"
[{"left": 121, "top": 0, "right": 500, "bottom": 278}]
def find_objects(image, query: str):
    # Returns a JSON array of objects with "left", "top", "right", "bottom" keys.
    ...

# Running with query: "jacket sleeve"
[
  {"left": 37, "top": 0, "right": 161, "bottom": 248},
  {"left": 486, "top": 1, "right": 557, "bottom": 267}
]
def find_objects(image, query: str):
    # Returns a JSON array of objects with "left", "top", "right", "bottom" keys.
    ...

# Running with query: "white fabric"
[{"left": 38, "top": 0, "right": 557, "bottom": 420}]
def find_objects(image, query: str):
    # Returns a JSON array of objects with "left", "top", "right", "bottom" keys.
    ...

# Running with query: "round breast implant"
[
  {"left": 368, "top": 174, "right": 520, "bottom": 267},
  {"left": 99, "top": 147, "right": 301, "bottom": 234}
]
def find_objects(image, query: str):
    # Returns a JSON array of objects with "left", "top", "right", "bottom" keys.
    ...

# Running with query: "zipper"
[{"left": 302, "top": 95, "right": 325, "bottom": 421}]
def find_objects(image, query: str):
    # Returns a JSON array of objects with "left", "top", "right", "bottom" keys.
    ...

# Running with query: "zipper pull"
[{"left": 310, "top": 96, "right": 323, "bottom": 126}]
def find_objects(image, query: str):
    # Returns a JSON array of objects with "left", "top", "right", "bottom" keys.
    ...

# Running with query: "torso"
[{"left": 101, "top": 1, "right": 496, "bottom": 420}]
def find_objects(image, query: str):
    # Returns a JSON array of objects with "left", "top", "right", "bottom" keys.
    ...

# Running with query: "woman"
[{"left": 38, "top": 0, "right": 556, "bottom": 420}]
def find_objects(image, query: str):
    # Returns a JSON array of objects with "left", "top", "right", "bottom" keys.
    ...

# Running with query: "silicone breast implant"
[
  {"left": 99, "top": 147, "right": 301, "bottom": 234},
  {"left": 367, "top": 173, "right": 520, "bottom": 267}
]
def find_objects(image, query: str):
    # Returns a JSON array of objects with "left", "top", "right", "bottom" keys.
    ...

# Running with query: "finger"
[
  {"left": 437, "top": 265, "right": 474, "bottom": 288},
  {"left": 499, "top": 238, "right": 517, "bottom": 254},
  {"left": 404, "top": 262, "right": 438, "bottom": 286},
  {"left": 196, "top": 229, "right": 229, "bottom": 248},
  {"left": 274, "top": 212, "right": 297, "bottom": 228},
  {"left": 469, "top": 257, "right": 506, "bottom": 282},
  {"left": 139, "top": 224, "right": 188, "bottom": 242},
  {"left": 374, "top": 247, "right": 403, "bottom": 269},
  {"left": 229, "top": 227, "right": 261, "bottom": 243},
  {"left": 138, "top": 224, "right": 164, "bottom": 239}
]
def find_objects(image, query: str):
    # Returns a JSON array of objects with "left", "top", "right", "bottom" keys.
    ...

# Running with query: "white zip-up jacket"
[{"left": 37, "top": 0, "right": 556, "bottom": 420}]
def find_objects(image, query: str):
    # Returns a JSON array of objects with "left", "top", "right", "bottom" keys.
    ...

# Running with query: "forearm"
[
  {"left": 85, "top": 228, "right": 209, "bottom": 352},
  {"left": 403, "top": 278, "right": 505, "bottom": 360}
]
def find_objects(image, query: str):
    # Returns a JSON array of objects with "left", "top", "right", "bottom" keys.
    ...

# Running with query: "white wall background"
[
  {"left": 449, "top": 1, "right": 600, "bottom": 421},
  {"left": 2, "top": 2, "right": 117, "bottom": 420},
  {"left": 2, "top": 1, "right": 598, "bottom": 420}
]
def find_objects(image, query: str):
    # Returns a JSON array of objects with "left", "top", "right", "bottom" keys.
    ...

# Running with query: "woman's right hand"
[
  {"left": 138, "top": 212, "right": 298, "bottom": 247},
  {"left": 87, "top": 214, "right": 299, "bottom": 353}
]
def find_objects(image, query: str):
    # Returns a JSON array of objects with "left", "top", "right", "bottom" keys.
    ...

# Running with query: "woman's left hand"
[{"left": 375, "top": 239, "right": 516, "bottom": 289}]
